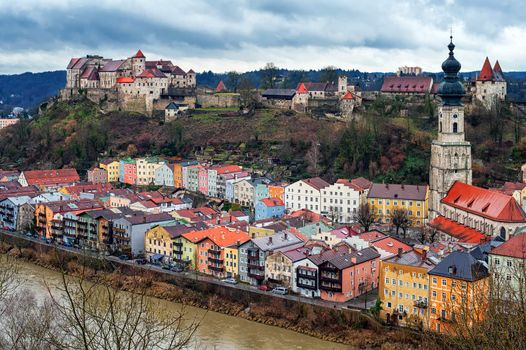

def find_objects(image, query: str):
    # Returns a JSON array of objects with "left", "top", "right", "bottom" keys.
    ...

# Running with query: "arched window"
[
  {"left": 439, "top": 122, "right": 442, "bottom": 132},
  {"left": 500, "top": 227, "right": 506, "bottom": 240},
  {"left": 453, "top": 122, "right": 458, "bottom": 133}
]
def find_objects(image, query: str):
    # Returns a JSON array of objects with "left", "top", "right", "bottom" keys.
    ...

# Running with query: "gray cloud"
[{"left": 0, "top": 0, "right": 525, "bottom": 73}]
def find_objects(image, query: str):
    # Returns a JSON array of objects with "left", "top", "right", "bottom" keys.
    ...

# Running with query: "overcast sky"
[{"left": 1, "top": 0, "right": 525, "bottom": 74}]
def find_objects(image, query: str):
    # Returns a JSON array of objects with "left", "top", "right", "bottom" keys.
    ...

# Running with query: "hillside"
[{"left": 0, "top": 95, "right": 524, "bottom": 186}]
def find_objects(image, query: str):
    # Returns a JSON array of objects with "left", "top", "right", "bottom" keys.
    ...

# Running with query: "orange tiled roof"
[
  {"left": 116, "top": 77, "right": 135, "bottom": 83},
  {"left": 429, "top": 215, "right": 489, "bottom": 244},
  {"left": 197, "top": 226, "right": 250, "bottom": 247},
  {"left": 341, "top": 91, "right": 354, "bottom": 100},
  {"left": 371, "top": 236, "right": 412, "bottom": 255},
  {"left": 260, "top": 197, "right": 284, "bottom": 207},
  {"left": 23, "top": 169, "right": 80, "bottom": 186},
  {"left": 491, "top": 232, "right": 526, "bottom": 258},
  {"left": 442, "top": 181, "right": 526, "bottom": 223}
]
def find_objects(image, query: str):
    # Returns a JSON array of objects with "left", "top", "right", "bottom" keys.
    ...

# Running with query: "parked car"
[
  {"left": 135, "top": 258, "right": 147, "bottom": 265},
  {"left": 257, "top": 284, "right": 269, "bottom": 291},
  {"left": 63, "top": 241, "right": 72, "bottom": 247},
  {"left": 161, "top": 264, "right": 171, "bottom": 270},
  {"left": 119, "top": 254, "right": 130, "bottom": 261},
  {"left": 271, "top": 287, "right": 288, "bottom": 295},
  {"left": 221, "top": 278, "right": 238, "bottom": 285},
  {"left": 170, "top": 265, "right": 184, "bottom": 272}
]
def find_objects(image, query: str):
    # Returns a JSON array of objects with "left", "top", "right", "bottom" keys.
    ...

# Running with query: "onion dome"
[{"left": 438, "top": 36, "right": 465, "bottom": 106}]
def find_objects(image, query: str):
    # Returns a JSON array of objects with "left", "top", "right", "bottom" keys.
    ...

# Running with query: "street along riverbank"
[{"left": 0, "top": 232, "right": 424, "bottom": 349}]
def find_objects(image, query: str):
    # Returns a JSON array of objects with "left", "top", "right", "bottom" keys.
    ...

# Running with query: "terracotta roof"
[
  {"left": 296, "top": 82, "right": 328, "bottom": 92},
  {"left": 490, "top": 233, "right": 526, "bottom": 259},
  {"left": 133, "top": 49, "right": 145, "bottom": 58},
  {"left": 260, "top": 197, "right": 284, "bottom": 207},
  {"left": 358, "top": 230, "right": 387, "bottom": 242},
  {"left": 335, "top": 179, "right": 363, "bottom": 191},
  {"left": 22, "top": 169, "right": 80, "bottom": 186},
  {"left": 116, "top": 77, "right": 135, "bottom": 83},
  {"left": 230, "top": 210, "right": 247, "bottom": 217},
  {"left": 100, "top": 60, "right": 125, "bottom": 72},
  {"left": 39, "top": 199, "right": 104, "bottom": 215},
  {"left": 216, "top": 80, "right": 227, "bottom": 92},
  {"left": 429, "top": 215, "right": 489, "bottom": 244},
  {"left": 137, "top": 68, "right": 166, "bottom": 78},
  {"left": 296, "top": 83, "right": 308, "bottom": 94},
  {"left": 367, "top": 183, "right": 427, "bottom": 201},
  {"left": 350, "top": 177, "right": 372, "bottom": 191},
  {"left": 442, "top": 181, "right": 526, "bottom": 223},
  {"left": 196, "top": 226, "right": 250, "bottom": 247},
  {"left": 477, "top": 57, "right": 495, "bottom": 81},
  {"left": 80, "top": 66, "right": 99, "bottom": 80},
  {"left": 341, "top": 91, "right": 354, "bottom": 100},
  {"left": 302, "top": 177, "right": 330, "bottom": 191},
  {"left": 380, "top": 76, "right": 433, "bottom": 93},
  {"left": 371, "top": 236, "right": 412, "bottom": 255},
  {"left": 63, "top": 183, "right": 113, "bottom": 196},
  {"left": 212, "top": 165, "right": 242, "bottom": 175}
]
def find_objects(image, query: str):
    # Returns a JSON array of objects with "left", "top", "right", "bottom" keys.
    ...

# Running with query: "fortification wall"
[{"left": 197, "top": 93, "right": 240, "bottom": 108}]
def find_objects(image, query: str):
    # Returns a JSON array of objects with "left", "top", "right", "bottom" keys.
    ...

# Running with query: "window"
[
  {"left": 385, "top": 277, "right": 389, "bottom": 284},
  {"left": 387, "top": 302, "right": 392, "bottom": 308},
  {"left": 442, "top": 279, "right": 446, "bottom": 286},
  {"left": 432, "top": 277, "right": 437, "bottom": 284},
  {"left": 453, "top": 122, "right": 458, "bottom": 133},
  {"left": 507, "top": 260, "right": 513, "bottom": 267}
]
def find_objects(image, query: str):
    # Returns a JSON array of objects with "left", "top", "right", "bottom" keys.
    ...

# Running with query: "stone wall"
[
  {"left": 261, "top": 98, "right": 293, "bottom": 110},
  {"left": 197, "top": 93, "right": 240, "bottom": 108}
]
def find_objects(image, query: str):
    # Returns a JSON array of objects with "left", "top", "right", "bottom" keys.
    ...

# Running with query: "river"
[{"left": 14, "top": 260, "right": 349, "bottom": 350}]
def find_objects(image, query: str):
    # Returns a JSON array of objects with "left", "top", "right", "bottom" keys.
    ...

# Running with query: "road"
[{"left": 2, "top": 230, "right": 377, "bottom": 311}]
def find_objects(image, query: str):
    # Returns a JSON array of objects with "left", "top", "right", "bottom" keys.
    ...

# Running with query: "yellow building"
[
  {"left": 367, "top": 183, "right": 428, "bottom": 226},
  {"left": 379, "top": 248, "right": 436, "bottom": 327},
  {"left": 224, "top": 245, "right": 241, "bottom": 277},
  {"left": 248, "top": 223, "right": 285, "bottom": 238},
  {"left": 99, "top": 160, "right": 120, "bottom": 183},
  {"left": 145, "top": 225, "right": 173, "bottom": 262},
  {"left": 178, "top": 230, "right": 209, "bottom": 269}
]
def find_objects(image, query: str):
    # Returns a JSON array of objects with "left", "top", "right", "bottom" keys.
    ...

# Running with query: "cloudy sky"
[{"left": 1, "top": 0, "right": 525, "bottom": 74}]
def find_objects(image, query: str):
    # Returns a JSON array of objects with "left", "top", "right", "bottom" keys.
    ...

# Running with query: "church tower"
[{"left": 429, "top": 36, "right": 472, "bottom": 218}]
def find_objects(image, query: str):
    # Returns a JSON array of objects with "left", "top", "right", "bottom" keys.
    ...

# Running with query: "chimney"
[
  {"left": 236, "top": 239, "right": 240, "bottom": 246},
  {"left": 386, "top": 184, "right": 389, "bottom": 189},
  {"left": 397, "top": 247, "right": 403, "bottom": 258},
  {"left": 268, "top": 236, "right": 273, "bottom": 245},
  {"left": 421, "top": 250, "right": 427, "bottom": 261},
  {"left": 401, "top": 184, "right": 405, "bottom": 190},
  {"left": 284, "top": 232, "right": 288, "bottom": 240}
]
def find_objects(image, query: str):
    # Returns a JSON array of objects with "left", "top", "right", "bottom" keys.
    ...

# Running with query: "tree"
[
  {"left": 390, "top": 208, "right": 410, "bottom": 238},
  {"left": 353, "top": 203, "right": 376, "bottom": 232},
  {"left": 260, "top": 62, "right": 279, "bottom": 89},
  {"left": 226, "top": 71, "right": 241, "bottom": 92},
  {"left": 369, "top": 299, "right": 383, "bottom": 319},
  {"left": 127, "top": 143, "right": 138, "bottom": 157},
  {"left": 306, "top": 135, "right": 321, "bottom": 176},
  {"left": 320, "top": 66, "right": 338, "bottom": 84},
  {"left": 238, "top": 77, "right": 257, "bottom": 110}
]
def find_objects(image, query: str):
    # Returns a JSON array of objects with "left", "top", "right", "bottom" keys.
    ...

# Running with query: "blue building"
[{"left": 255, "top": 197, "right": 285, "bottom": 221}]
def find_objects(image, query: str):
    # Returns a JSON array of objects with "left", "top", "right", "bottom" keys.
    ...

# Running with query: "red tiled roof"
[
  {"left": 335, "top": 179, "right": 363, "bottom": 191},
  {"left": 261, "top": 197, "right": 284, "bottom": 207},
  {"left": 230, "top": 210, "right": 247, "bottom": 217},
  {"left": 429, "top": 215, "right": 489, "bottom": 244},
  {"left": 116, "top": 77, "right": 135, "bottom": 83},
  {"left": 371, "top": 236, "right": 412, "bottom": 255},
  {"left": 23, "top": 169, "right": 80, "bottom": 186},
  {"left": 196, "top": 226, "right": 250, "bottom": 247},
  {"left": 63, "top": 183, "right": 113, "bottom": 196},
  {"left": 133, "top": 49, "right": 145, "bottom": 58},
  {"left": 137, "top": 68, "right": 166, "bottom": 78},
  {"left": 477, "top": 57, "right": 494, "bottom": 81},
  {"left": 351, "top": 177, "right": 372, "bottom": 191},
  {"left": 491, "top": 232, "right": 526, "bottom": 258},
  {"left": 296, "top": 83, "right": 308, "bottom": 94},
  {"left": 442, "top": 181, "right": 526, "bottom": 223},
  {"left": 212, "top": 165, "right": 242, "bottom": 175},
  {"left": 493, "top": 60, "right": 503, "bottom": 74},
  {"left": 303, "top": 177, "right": 330, "bottom": 191},
  {"left": 341, "top": 91, "right": 354, "bottom": 100},
  {"left": 216, "top": 80, "right": 227, "bottom": 92},
  {"left": 358, "top": 230, "right": 387, "bottom": 242},
  {"left": 380, "top": 76, "right": 433, "bottom": 93}
]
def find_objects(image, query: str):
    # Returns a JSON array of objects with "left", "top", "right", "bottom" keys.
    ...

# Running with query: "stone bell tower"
[{"left": 429, "top": 36, "right": 472, "bottom": 219}]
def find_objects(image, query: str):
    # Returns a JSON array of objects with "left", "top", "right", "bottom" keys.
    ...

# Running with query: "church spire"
[{"left": 438, "top": 35, "right": 465, "bottom": 106}]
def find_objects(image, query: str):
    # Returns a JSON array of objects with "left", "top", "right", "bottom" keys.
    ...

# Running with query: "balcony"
[
  {"left": 208, "top": 257, "right": 223, "bottom": 264},
  {"left": 319, "top": 283, "right": 342, "bottom": 292},
  {"left": 297, "top": 280, "right": 317, "bottom": 290},
  {"left": 208, "top": 265, "right": 224, "bottom": 272},
  {"left": 414, "top": 300, "right": 428, "bottom": 309},
  {"left": 248, "top": 271, "right": 265, "bottom": 280},
  {"left": 297, "top": 269, "right": 317, "bottom": 279},
  {"left": 247, "top": 262, "right": 263, "bottom": 270},
  {"left": 320, "top": 274, "right": 339, "bottom": 282}
]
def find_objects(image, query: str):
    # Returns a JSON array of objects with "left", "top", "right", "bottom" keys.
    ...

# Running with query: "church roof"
[
  {"left": 442, "top": 181, "right": 526, "bottom": 223},
  {"left": 429, "top": 215, "right": 489, "bottom": 244},
  {"left": 477, "top": 57, "right": 495, "bottom": 81}
]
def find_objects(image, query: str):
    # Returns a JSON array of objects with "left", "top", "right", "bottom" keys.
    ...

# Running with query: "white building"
[
  {"left": 320, "top": 179, "right": 369, "bottom": 224},
  {"left": 284, "top": 177, "right": 330, "bottom": 214}
]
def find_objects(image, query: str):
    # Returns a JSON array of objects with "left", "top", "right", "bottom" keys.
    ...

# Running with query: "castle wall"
[
  {"left": 196, "top": 93, "right": 240, "bottom": 108},
  {"left": 261, "top": 98, "right": 293, "bottom": 109},
  {"left": 475, "top": 81, "right": 507, "bottom": 109}
]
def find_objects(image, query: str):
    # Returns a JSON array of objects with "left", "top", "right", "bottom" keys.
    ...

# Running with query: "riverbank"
[{"left": 0, "top": 235, "right": 424, "bottom": 349}]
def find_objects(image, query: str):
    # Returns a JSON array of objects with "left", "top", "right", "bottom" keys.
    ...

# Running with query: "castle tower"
[
  {"left": 338, "top": 75, "right": 348, "bottom": 95},
  {"left": 429, "top": 36, "right": 472, "bottom": 219},
  {"left": 131, "top": 49, "right": 146, "bottom": 76},
  {"left": 474, "top": 57, "right": 507, "bottom": 109}
]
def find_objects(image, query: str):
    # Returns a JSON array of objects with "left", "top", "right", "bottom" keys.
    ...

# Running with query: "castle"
[
  {"left": 472, "top": 57, "right": 507, "bottom": 109},
  {"left": 61, "top": 50, "right": 197, "bottom": 114}
]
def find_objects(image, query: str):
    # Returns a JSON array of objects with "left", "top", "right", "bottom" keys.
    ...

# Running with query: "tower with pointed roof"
[
  {"left": 429, "top": 36, "right": 472, "bottom": 219},
  {"left": 474, "top": 57, "right": 506, "bottom": 109},
  {"left": 131, "top": 49, "right": 146, "bottom": 76}
]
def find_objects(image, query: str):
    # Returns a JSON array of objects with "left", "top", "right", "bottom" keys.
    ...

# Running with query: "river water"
[{"left": 14, "top": 260, "right": 348, "bottom": 350}]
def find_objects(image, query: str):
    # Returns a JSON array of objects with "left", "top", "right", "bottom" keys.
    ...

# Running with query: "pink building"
[
  {"left": 123, "top": 163, "right": 137, "bottom": 185},
  {"left": 311, "top": 246, "right": 380, "bottom": 302},
  {"left": 198, "top": 165, "right": 209, "bottom": 194}
]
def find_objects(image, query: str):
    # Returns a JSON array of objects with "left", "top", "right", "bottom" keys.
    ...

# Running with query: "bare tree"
[
  {"left": 353, "top": 203, "right": 376, "bottom": 232},
  {"left": 390, "top": 208, "right": 409, "bottom": 238}
]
